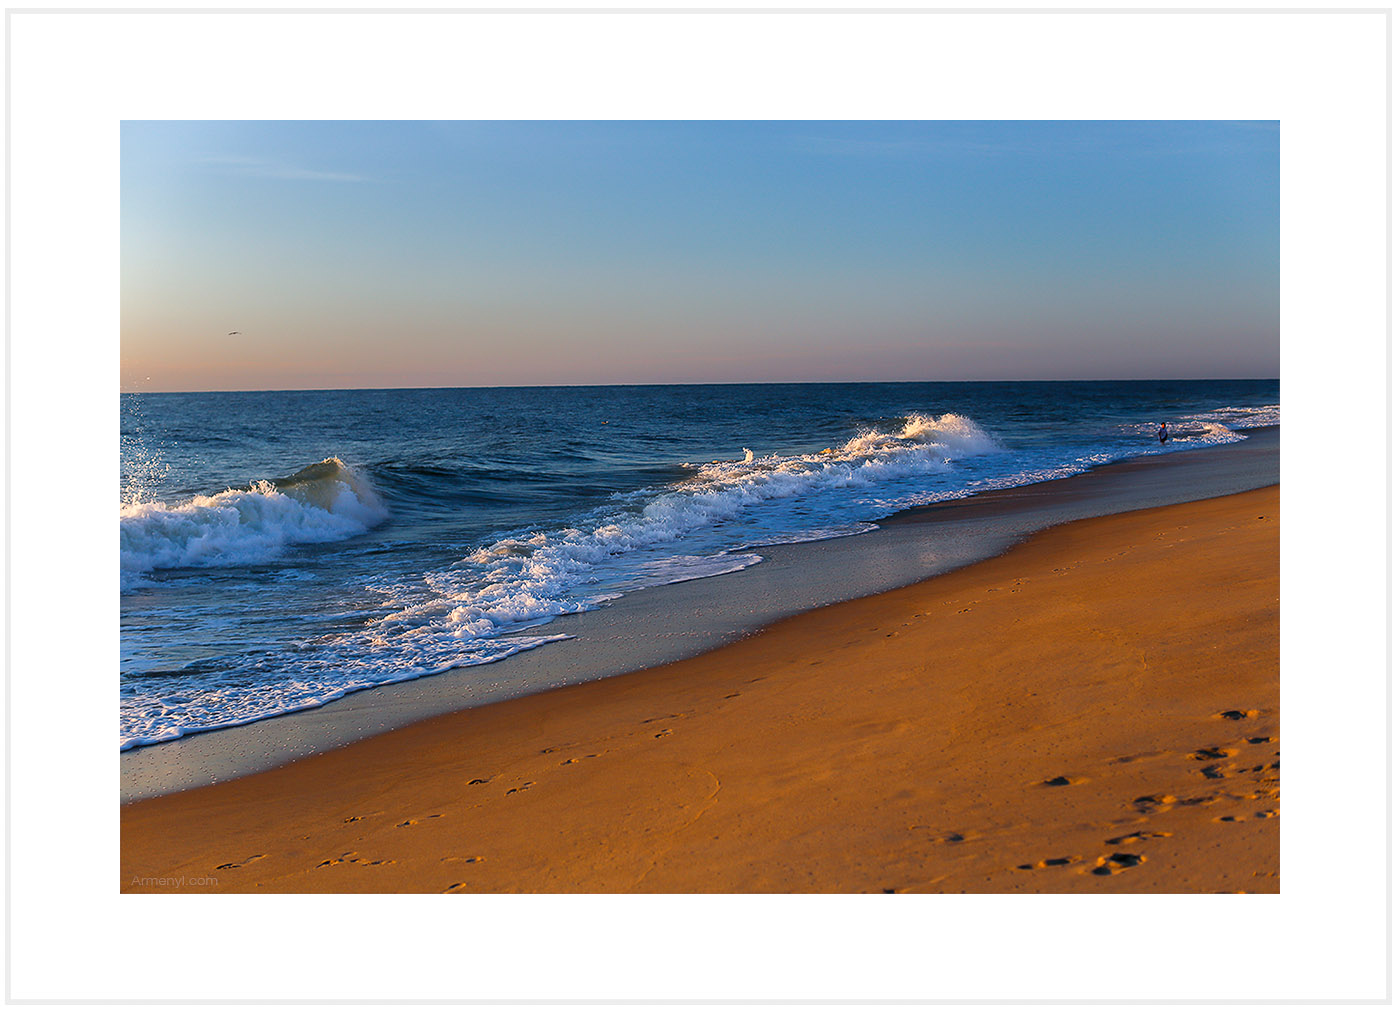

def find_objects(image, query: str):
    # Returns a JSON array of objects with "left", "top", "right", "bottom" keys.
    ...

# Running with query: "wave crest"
[
  {"left": 120, "top": 457, "right": 388, "bottom": 587},
  {"left": 838, "top": 412, "right": 1003, "bottom": 458},
  {"left": 389, "top": 413, "right": 1002, "bottom": 648}
]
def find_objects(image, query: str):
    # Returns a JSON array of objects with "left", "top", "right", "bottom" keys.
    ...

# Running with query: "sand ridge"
[{"left": 122, "top": 486, "right": 1279, "bottom": 893}]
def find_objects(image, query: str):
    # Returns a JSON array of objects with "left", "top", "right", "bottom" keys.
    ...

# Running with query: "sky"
[{"left": 120, "top": 120, "right": 1279, "bottom": 392}]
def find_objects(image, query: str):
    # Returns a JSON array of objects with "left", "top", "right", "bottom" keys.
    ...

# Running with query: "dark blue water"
[{"left": 120, "top": 380, "right": 1278, "bottom": 749}]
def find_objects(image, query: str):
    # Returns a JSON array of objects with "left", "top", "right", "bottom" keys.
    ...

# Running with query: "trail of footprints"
[
  {"left": 316, "top": 850, "right": 396, "bottom": 869},
  {"left": 212, "top": 697, "right": 1277, "bottom": 889},
  {"left": 271, "top": 700, "right": 722, "bottom": 890},
  {"left": 1189, "top": 717, "right": 1279, "bottom": 825},
  {"left": 1015, "top": 710, "right": 1278, "bottom": 879},
  {"left": 1014, "top": 840, "right": 1157, "bottom": 877}
]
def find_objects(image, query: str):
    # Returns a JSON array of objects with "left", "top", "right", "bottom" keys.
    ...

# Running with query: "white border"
[{"left": 7, "top": 5, "right": 1389, "bottom": 1005}]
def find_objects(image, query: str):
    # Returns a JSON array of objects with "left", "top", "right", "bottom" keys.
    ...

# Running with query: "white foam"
[
  {"left": 119, "top": 457, "right": 388, "bottom": 588},
  {"left": 371, "top": 412, "right": 1003, "bottom": 660},
  {"left": 1192, "top": 404, "right": 1281, "bottom": 429},
  {"left": 119, "top": 632, "right": 572, "bottom": 750},
  {"left": 618, "top": 551, "right": 765, "bottom": 589},
  {"left": 119, "top": 406, "right": 1276, "bottom": 750},
  {"left": 1117, "top": 404, "right": 1279, "bottom": 450}
]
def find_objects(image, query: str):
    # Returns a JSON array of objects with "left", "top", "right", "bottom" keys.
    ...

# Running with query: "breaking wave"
[
  {"left": 118, "top": 398, "right": 1276, "bottom": 750},
  {"left": 385, "top": 413, "right": 1002, "bottom": 646},
  {"left": 119, "top": 457, "right": 388, "bottom": 588}
]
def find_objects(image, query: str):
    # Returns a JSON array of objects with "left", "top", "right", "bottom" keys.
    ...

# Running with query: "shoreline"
[
  {"left": 122, "top": 483, "right": 1280, "bottom": 893},
  {"left": 121, "top": 427, "right": 1279, "bottom": 801}
]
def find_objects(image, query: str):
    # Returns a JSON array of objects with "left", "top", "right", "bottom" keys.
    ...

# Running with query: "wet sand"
[{"left": 123, "top": 485, "right": 1279, "bottom": 893}]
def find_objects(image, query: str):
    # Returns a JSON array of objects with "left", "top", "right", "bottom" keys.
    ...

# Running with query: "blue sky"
[{"left": 121, "top": 120, "right": 1279, "bottom": 391}]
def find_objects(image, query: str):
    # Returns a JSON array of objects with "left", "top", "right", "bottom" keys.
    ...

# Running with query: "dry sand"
[{"left": 122, "top": 486, "right": 1279, "bottom": 893}]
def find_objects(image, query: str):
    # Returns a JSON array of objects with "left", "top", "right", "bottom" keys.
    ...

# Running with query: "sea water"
[{"left": 120, "top": 380, "right": 1278, "bottom": 750}]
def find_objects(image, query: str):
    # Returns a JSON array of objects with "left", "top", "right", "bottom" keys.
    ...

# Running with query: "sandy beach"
[{"left": 123, "top": 484, "right": 1278, "bottom": 893}]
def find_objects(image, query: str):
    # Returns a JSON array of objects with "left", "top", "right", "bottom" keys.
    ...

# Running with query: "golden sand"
[{"left": 122, "top": 486, "right": 1279, "bottom": 893}]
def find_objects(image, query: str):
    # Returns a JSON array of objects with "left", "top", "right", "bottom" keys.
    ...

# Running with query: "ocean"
[{"left": 120, "top": 379, "right": 1279, "bottom": 751}]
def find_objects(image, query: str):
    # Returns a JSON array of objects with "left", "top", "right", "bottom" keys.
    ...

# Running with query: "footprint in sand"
[
  {"left": 467, "top": 777, "right": 492, "bottom": 786},
  {"left": 441, "top": 856, "right": 485, "bottom": 864},
  {"left": 1016, "top": 856, "right": 1080, "bottom": 871},
  {"left": 1133, "top": 791, "right": 1218, "bottom": 814},
  {"left": 1042, "top": 775, "right": 1088, "bottom": 788},
  {"left": 1219, "top": 709, "right": 1260, "bottom": 721},
  {"left": 215, "top": 854, "right": 266, "bottom": 871},
  {"left": 1215, "top": 809, "right": 1279, "bottom": 823},
  {"left": 504, "top": 783, "right": 534, "bottom": 795},
  {"left": 396, "top": 814, "right": 444, "bottom": 827},
  {"left": 1105, "top": 830, "right": 1172, "bottom": 846},
  {"left": 1191, "top": 746, "right": 1237, "bottom": 761},
  {"left": 1132, "top": 794, "right": 1177, "bottom": 813},
  {"left": 1090, "top": 852, "right": 1145, "bottom": 876}
]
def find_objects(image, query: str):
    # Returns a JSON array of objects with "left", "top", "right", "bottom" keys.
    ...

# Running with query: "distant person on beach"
[{"left": 1158, "top": 422, "right": 1168, "bottom": 444}]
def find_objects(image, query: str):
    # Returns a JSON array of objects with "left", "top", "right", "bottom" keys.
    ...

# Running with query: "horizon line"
[{"left": 120, "top": 376, "right": 1283, "bottom": 396}]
